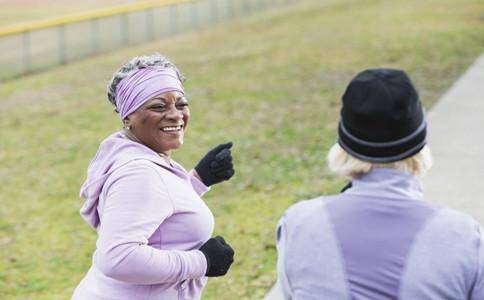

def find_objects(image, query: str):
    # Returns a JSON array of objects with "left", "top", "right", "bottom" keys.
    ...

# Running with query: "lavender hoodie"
[
  {"left": 277, "top": 168, "right": 484, "bottom": 299},
  {"left": 72, "top": 131, "right": 214, "bottom": 300}
]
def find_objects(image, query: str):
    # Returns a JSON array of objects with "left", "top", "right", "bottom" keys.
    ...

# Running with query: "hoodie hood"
[{"left": 79, "top": 131, "right": 169, "bottom": 229}]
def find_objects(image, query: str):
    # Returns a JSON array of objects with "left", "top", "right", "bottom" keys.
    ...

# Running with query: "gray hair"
[{"left": 106, "top": 53, "right": 185, "bottom": 107}]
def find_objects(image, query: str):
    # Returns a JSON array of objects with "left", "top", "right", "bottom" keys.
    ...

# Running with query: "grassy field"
[{"left": 1, "top": 0, "right": 484, "bottom": 299}]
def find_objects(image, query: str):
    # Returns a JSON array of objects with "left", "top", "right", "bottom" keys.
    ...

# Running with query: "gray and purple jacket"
[{"left": 276, "top": 168, "right": 484, "bottom": 299}]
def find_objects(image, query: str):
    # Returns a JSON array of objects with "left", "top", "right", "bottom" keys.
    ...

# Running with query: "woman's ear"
[{"left": 123, "top": 116, "right": 131, "bottom": 130}]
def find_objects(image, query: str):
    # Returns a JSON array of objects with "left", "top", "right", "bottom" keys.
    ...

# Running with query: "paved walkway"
[
  {"left": 422, "top": 54, "right": 484, "bottom": 223},
  {"left": 264, "top": 54, "right": 484, "bottom": 299}
]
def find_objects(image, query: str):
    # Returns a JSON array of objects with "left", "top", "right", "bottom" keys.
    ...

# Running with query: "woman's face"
[{"left": 125, "top": 91, "right": 189, "bottom": 154}]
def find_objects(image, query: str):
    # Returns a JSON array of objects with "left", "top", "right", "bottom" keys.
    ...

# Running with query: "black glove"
[
  {"left": 199, "top": 236, "right": 235, "bottom": 277},
  {"left": 195, "top": 142, "right": 235, "bottom": 186}
]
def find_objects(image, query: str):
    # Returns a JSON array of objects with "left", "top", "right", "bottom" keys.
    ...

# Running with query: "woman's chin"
[{"left": 157, "top": 139, "right": 183, "bottom": 153}]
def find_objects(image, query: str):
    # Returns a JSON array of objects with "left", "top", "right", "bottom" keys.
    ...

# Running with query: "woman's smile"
[
  {"left": 125, "top": 91, "right": 190, "bottom": 154},
  {"left": 160, "top": 123, "right": 184, "bottom": 134}
]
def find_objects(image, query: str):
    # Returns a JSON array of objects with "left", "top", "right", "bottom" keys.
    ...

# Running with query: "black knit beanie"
[{"left": 338, "top": 68, "right": 426, "bottom": 163}]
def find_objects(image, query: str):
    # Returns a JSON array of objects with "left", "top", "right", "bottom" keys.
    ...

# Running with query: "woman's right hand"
[{"left": 199, "top": 236, "right": 235, "bottom": 277}]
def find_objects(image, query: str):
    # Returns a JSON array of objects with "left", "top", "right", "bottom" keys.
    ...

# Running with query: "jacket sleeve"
[
  {"left": 94, "top": 161, "right": 207, "bottom": 284},
  {"left": 471, "top": 226, "right": 484, "bottom": 299},
  {"left": 276, "top": 215, "right": 293, "bottom": 300}
]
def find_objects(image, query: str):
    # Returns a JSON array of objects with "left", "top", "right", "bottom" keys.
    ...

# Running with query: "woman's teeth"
[{"left": 161, "top": 125, "right": 182, "bottom": 132}]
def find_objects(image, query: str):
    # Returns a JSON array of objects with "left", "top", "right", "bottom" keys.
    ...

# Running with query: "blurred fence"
[{"left": 0, "top": 0, "right": 294, "bottom": 81}]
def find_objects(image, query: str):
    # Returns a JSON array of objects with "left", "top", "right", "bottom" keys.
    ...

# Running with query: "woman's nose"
[{"left": 166, "top": 106, "right": 184, "bottom": 120}]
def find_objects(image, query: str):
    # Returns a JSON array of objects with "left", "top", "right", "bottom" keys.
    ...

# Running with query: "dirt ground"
[
  {"left": 0, "top": 0, "right": 139, "bottom": 27},
  {"left": 0, "top": 0, "right": 135, "bottom": 5}
]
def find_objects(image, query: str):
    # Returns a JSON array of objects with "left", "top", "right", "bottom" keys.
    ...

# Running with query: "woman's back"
[{"left": 277, "top": 169, "right": 484, "bottom": 300}]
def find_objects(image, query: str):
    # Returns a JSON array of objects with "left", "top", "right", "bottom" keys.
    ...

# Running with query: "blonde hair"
[{"left": 327, "top": 143, "right": 433, "bottom": 179}]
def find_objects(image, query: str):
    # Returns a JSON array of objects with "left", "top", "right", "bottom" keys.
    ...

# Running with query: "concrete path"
[
  {"left": 423, "top": 54, "right": 484, "bottom": 223},
  {"left": 264, "top": 54, "right": 484, "bottom": 299}
]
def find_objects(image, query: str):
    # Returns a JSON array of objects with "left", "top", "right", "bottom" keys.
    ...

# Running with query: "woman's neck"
[
  {"left": 123, "top": 128, "right": 140, "bottom": 143},
  {"left": 122, "top": 129, "right": 172, "bottom": 164}
]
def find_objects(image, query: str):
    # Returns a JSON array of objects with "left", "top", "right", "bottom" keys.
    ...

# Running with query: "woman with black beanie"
[{"left": 275, "top": 68, "right": 484, "bottom": 299}]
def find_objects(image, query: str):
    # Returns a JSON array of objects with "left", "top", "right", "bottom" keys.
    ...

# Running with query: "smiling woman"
[
  {"left": 72, "top": 54, "right": 236, "bottom": 300},
  {"left": 125, "top": 93, "right": 189, "bottom": 154}
]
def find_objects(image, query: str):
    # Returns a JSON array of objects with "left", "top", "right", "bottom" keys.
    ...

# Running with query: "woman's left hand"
[{"left": 195, "top": 142, "right": 235, "bottom": 186}]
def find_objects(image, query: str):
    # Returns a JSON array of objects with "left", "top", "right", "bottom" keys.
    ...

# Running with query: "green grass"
[{"left": 1, "top": 0, "right": 484, "bottom": 298}]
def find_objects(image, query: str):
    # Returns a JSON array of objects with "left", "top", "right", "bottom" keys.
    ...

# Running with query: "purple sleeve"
[
  {"left": 94, "top": 161, "right": 207, "bottom": 284},
  {"left": 188, "top": 170, "right": 210, "bottom": 197},
  {"left": 471, "top": 226, "right": 484, "bottom": 299}
]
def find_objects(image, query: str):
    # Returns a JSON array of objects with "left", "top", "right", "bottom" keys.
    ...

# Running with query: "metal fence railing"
[{"left": 0, "top": 0, "right": 294, "bottom": 81}]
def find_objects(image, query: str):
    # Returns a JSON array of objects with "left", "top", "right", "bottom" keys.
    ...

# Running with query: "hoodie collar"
[
  {"left": 79, "top": 131, "right": 176, "bottom": 229},
  {"left": 344, "top": 168, "right": 424, "bottom": 201}
]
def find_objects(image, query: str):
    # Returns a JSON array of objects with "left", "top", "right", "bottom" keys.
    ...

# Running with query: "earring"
[{"left": 124, "top": 124, "right": 131, "bottom": 130}]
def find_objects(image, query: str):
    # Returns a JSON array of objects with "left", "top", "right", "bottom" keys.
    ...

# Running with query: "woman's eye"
[
  {"left": 177, "top": 103, "right": 189, "bottom": 108},
  {"left": 150, "top": 105, "right": 165, "bottom": 110}
]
